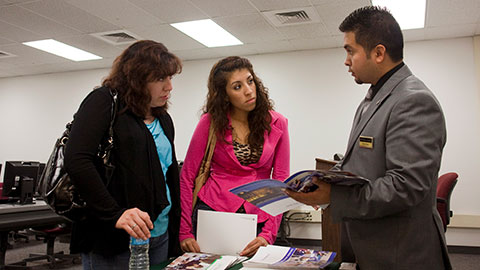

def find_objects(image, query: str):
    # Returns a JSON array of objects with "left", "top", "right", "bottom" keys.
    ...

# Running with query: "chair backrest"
[{"left": 436, "top": 172, "right": 458, "bottom": 232}]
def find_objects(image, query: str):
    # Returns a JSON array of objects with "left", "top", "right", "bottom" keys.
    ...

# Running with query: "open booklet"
[
  {"left": 165, "top": 252, "right": 248, "bottom": 270},
  {"left": 229, "top": 169, "right": 368, "bottom": 216},
  {"left": 243, "top": 245, "right": 336, "bottom": 269}
]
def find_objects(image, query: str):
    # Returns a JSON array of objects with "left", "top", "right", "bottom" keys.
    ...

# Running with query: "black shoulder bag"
[{"left": 37, "top": 89, "right": 118, "bottom": 222}]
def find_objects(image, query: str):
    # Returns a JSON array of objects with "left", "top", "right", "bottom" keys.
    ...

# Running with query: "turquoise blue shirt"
[{"left": 145, "top": 118, "right": 172, "bottom": 237}]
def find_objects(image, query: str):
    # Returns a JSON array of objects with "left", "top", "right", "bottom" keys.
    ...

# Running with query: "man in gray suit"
[{"left": 286, "top": 6, "right": 451, "bottom": 270}]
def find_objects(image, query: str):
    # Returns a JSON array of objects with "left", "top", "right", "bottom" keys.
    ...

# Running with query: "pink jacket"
[{"left": 179, "top": 111, "right": 290, "bottom": 244}]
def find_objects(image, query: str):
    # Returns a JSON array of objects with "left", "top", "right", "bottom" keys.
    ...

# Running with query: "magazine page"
[
  {"left": 229, "top": 179, "right": 303, "bottom": 216},
  {"left": 166, "top": 253, "right": 220, "bottom": 269},
  {"left": 271, "top": 247, "right": 336, "bottom": 269},
  {"left": 243, "top": 245, "right": 336, "bottom": 269},
  {"left": 166, "top": 253, "right": 247, "bottom": 270},
  {"left": 229, "top": 169, "right": 368, "bottom": 216}
]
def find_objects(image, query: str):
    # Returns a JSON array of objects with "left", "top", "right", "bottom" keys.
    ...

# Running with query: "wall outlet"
[{"left": 286, "top": 209, "right": 322, "bottom": 223}]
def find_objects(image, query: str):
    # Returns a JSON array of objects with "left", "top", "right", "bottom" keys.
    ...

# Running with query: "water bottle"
[{"left": 129, "top": 237, "right": 149, "bottom": 270}]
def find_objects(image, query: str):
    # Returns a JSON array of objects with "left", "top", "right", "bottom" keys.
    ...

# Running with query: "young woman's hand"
[
  {"left": 180, "top": 238, "right": 201, "bottom": 253},
  {"left": 115, "top": 208, "right": 153, "bottom": 240},
  {"left": 240, "top": 236, "right": 268, "bottom": 257}
]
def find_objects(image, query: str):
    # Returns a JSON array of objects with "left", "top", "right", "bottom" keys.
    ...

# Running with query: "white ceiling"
[{"left": 0, "top": 0, "right": 479, "bottom": 78}]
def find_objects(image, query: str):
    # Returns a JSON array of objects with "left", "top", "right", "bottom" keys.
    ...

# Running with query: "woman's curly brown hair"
[
  {"left": 204, "top": 56, "right": 273, "bottom": 148},
  {"left": 102, "top": 40, "right": 182, "bottom": 118}
]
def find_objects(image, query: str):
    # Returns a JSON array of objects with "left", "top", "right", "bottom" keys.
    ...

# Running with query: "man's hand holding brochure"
[{"left": 229, "top": 169, "right": 368, "bottom": 216}]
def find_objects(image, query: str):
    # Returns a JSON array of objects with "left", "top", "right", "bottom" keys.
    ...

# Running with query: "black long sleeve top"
[{"left": 64, "top": 86, "right": 181, "bottom": 257}]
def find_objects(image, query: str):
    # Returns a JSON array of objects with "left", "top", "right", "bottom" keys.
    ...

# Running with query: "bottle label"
[{"left": 130, "top": 237, "right": 149, "bottom": 246}]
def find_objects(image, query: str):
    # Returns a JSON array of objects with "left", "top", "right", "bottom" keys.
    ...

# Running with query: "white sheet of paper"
[{"left": 197, "top": 210, "right": 257, "bottom": 255}]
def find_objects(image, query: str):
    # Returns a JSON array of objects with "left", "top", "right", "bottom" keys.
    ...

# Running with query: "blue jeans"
[{"left": 81, "top": 231, "right": 169, "bottom": 270}]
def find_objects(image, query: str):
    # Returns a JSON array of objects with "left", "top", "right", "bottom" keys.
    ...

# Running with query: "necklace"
[{"left": 232, "top": 125, "right": 249, "bottom": 144}]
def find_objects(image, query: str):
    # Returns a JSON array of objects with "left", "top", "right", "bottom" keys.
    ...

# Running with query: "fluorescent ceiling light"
[
  {"left": 171, "top": 19, "right": 243, "bottom": 47},
  {"left": 372, "top": 0, "right": 426, "bottom": 30},
  {"left": 22, "top": 39, "right": 102, "bottom": 61}
]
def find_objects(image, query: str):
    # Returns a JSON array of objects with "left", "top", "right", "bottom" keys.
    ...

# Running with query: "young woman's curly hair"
[
  {"left": 204, "top": 56, "right": 273, "bottom": 148},
  {"left": 102, "top": 40, "right": 182, "bottom": 118}
]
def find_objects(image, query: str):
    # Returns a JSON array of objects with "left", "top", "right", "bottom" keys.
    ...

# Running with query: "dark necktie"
[
  {"left": 354, "top": 87, "right": 374, "bottom": 128},
  {"left": 361, "top": 87, "right": 374, "bottom": 115}
]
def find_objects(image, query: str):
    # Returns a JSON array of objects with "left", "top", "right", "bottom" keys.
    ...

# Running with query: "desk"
[
  {"left": 152, "top": 259, "right": 341, "bottom": 269},
  {"left": 0, "top": 200, "right": 67, "bottom": 270}
]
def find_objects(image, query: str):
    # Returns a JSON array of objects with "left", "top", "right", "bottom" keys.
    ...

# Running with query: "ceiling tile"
[
  {"left": 0, "top": 5, "right": 81, "bottom": 38},
  {"left": 314, "top": 0, "right": 369, "bottom": 35},
  {"left": 128, "top": 24, "right": 205, "bottom": 51},
  {"left": 173, "top": 47, "right": 223, "bottom": 61},
  {"left": 427, "top": 0, "right": 480, "bottom": 27},
  {"left": 0, "top": 43, "right": 69, "bottom": 66},
  {"left": 20, "top": 0, "right": 119, "bottom": 34},
  {"left": 129, "top": 0, "right": 207, "bottom": 23},
  {"left": 251, "top": 40, "right": 295, "bottom": 54},
  {"left": 56, "top": 34, "right": 125, "bottom": 58},
  {"left": 215, "top": 13, "right": 285, "bottom": 43},
  {"left": 276, "top": 22, "right": 329, "bottom": 40},
  {"left": 248, "top": 0, "right": 311, "bottom": 12},
  {"left": 402, "top": 28, "right": 426, "bottom": 42},
  {"left": 66, "top": 0, "right": 160, "bottom": 28},
  {"left": 0, "top": 0, "right": 32, "bottom": 7},
  {"left": 289, "top": 35, "right": 343, "bottom": 51},
  {"left": 189, "top": 0, "right": 257, "bottom": 18},
  {"left": 0, "top": 36, "right": 14, "bottom": 45},
  {"left": 310, "top": 0, "right": 370, "bottom": 8},
  {"left": 0, "top": 19, "right": 45, "bottom": 42},
  {"left": 204, "top": 43, "right": 259, "bottom": 58},
  {"left": 426, "top": 24, "right": 477, "bottom": 40}
]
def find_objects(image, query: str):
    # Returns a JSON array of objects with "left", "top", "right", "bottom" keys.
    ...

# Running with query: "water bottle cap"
[{"left": 130, "top": 237, "right": 149, "bottom": 245}]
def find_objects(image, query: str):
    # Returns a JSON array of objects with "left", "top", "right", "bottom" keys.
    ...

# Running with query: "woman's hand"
[
  {"left": 240, "top": 236, "right": 268, "bottom": 257},
  {"left": 180, "top": 238, "right": 201, "bottom": 253},
  {"left": 115, "top": 208, "right": 153, "bottom": 240}
]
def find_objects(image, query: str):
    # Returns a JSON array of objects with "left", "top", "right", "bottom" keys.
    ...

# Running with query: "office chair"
[
  {"left": 436, "top": 172, "right": 458, "bottom": 232},
  {"left": 1, "top": 182, "right": 31, "bottom": 246},
  {"left": 24, "top": 223, "right": 81, "bottom": 268}
]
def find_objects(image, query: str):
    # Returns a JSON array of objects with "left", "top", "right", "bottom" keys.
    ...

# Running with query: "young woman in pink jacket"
[{"left": 179, "top": 56, "right": 290, "bottom": 257}]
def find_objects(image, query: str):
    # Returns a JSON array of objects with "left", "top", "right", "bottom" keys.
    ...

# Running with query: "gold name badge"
[{"left": 359, "top": 136, "right": 373, "bottom": 149}]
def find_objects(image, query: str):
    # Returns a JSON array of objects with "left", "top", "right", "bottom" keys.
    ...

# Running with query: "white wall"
[{"left": 1, "top": 37, "right": 479, "bottom": 244}]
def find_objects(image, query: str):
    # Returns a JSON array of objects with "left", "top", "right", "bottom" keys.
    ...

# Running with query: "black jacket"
[{"left": 64, "top": 86, "right": 181, "bottom": 257}]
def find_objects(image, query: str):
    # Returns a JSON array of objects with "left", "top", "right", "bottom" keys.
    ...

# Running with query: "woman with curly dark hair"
[
  {"left": 64, "top": 40, "right": 183, "bottom": 269},
  {"left": 179, "top": 56, "right": 290, "bottom": 256}
]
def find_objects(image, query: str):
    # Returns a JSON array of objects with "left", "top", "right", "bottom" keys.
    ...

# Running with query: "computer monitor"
[{"left": 2, "top": 161, "right": 41, "bottom": 204}]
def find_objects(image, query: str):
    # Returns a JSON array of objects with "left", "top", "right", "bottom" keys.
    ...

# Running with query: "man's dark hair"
[{"left": 339, "top": 6, "right": 404, "bottom": 62}]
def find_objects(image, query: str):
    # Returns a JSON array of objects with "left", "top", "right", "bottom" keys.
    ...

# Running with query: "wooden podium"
[{"left": 315, "top": 158, "right": 342, "bottom": 262}]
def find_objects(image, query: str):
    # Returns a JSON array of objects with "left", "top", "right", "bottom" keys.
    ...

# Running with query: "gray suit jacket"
[{"left": 330, "top": 65, "right": 451, "bottom": 270}]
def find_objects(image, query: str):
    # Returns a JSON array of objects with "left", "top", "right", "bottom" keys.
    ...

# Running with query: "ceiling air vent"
[
  {"left": 262, "top": 7, "right": 320, "bottom": 27},
  {"left": 0, "top": 50, "right": 15, "bottom": 58},
  {"left": 276, "top": 10, "right": 311, "bottom": 24},
  {"left": 91, "top": 30, "right": 141, "bottom": 45}
]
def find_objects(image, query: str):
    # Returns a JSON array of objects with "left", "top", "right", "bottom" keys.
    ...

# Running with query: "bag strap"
[
  {"left": 203, "top": 122, "right": 216, "bottom": 170},
  {"left": 108, "top": 88, "right": 118, "bottom": 140},
  {"left": 192, "top": 123, "right": 217, "bottom": 208},
  {"left": 101, "top": 88, "right": 118, "bottom": 157}
]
